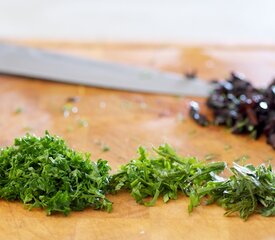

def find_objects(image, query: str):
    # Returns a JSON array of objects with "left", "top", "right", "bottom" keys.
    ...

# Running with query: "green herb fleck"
[
  {"left": 14, "top": 107, "right": 23, "bottom": 114},
  {"left": 78, "top": 119, "right": 89, "bottom": 128},
  {"left": 102, "top": 144, "right": 110, "bottom": 152},
  {"left": 66, "top": 126, "right": 74, "bottom": 133},
  {"left": 204, "top": 153, "right": 219, "bottom": 161},
  {"left": 264, "top": 157, "right": 273, "bottom": 164},
  {"left": 224, "top": 144, "right": 232, "bottom": 151},
  {"left": 23, "top": 126, "right": 33, "bottom": 132},
  {"left": 62, "top": 104, "right": 78, "bottom": 117},
  {"left": 234, "top": 155, "right": 250, "bottom": 165}
]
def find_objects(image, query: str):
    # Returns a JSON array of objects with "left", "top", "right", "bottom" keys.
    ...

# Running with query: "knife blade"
[{"left": 0, "top": 43, "right": 214, "bottom": 97}]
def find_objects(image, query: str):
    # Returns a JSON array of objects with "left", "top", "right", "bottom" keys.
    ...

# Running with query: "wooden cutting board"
[{"left": 0, "top": 41, "right": 274, "bottom": 240}]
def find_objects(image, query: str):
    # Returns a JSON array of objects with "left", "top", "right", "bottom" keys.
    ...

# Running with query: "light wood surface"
[{"left": 0, "top": 41, "right": 274, "bottom": 240}]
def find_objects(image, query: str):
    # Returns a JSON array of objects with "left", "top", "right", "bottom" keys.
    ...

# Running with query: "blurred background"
[{"left": 0, "top": 0, "right": 274, "bottom": 44}]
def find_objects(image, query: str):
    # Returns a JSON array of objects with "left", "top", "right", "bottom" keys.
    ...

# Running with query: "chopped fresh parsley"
[{"left": 0, "top": 131, "right": 112, "bottom": 215}]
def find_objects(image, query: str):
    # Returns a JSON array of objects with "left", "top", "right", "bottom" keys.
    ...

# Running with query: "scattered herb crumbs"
[
  {"left": 78, "top": 119, "right": 89, "bottom": 128},
  {"left": 224, "top": 144, "right": 232, "bottom": 151},
  {"left": 23, "top": 126, "right": 33, "bottom": 132},
  {"left": 102, "top": 144, "right": 110, "bottom": 152},
  {"left": 66, "top": 126, "right": 74, "bottom": 133},
  {"left": 14, "top": 107, "right": 23, "bottom": 114},
  {"left": 204, "top": 153, "right": 219, "bottom": 161},
  {"left": 93, "top": 140, "right": 110, "bottom": 152},
  {"left": 62, "top": 103, "right": 78, "bottom": 117},
  {"left": 63, "top": 103, "right": 73, "bottom": 117},
  {"left": 63, "top": 103, "right": 73, "bottom": 112},
  {"left": 264, "top": 157, "right": 273, "bottom": 164},
  {"left": 234, "top": 155, "right": 250, "bottom": 164},
  {"left": 0, "top": 131, "right": 112, "bottom": 215}
]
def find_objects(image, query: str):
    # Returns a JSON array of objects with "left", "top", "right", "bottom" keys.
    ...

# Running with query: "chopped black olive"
[
  {"left": 190, "top": 72, "right": 275, "bottom": 149},
  {"left": 189, "top": 101, "right": 209, "bottom": 127}
]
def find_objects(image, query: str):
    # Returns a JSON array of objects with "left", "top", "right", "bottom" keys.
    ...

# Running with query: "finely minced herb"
[
  {"left": 14, "top": 107, "right": 23, "bottom": 114},
  {"left": 204, "top": 153, "right": 219, "bottom": 161},
  {"left": 0, "top": 131, "right": 112, "bottom": 215},
  {"left": 101, "top": 144, "right": 110, "bottom": 152},
  {"left": 78, "top": 119, "right": 89, "bottom": 128}
]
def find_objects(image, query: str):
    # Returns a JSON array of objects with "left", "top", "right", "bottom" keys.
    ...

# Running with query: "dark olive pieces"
[{"left": 190, "top": 72, "right": 275, "bottom": 149}]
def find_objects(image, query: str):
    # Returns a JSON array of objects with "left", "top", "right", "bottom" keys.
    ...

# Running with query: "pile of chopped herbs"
[
  {"left": 0, "top": 131, "right": 112, "bottom": 215},
  {"left": 110, "top": 144, "right": 225, "bottom": 206},
  {"left": 0, "top": 132, "right": 274, "bottom": 220},
  {"left": 189, "top": 72, "right": 275, "bottom": 149},
  {"left": 189, "top": 163, "right": 275, "bottom": 220}
]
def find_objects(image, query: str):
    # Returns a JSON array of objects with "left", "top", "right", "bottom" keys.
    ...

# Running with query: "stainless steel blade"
[{"left": 0, "top": 43, "right": 214, "bottom": 97}]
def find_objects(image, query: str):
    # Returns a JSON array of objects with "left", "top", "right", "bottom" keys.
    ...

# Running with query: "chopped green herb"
[
  {"left": 62, "top": 103, "right": 78, "bottom": 117},
  {"left": 23, "top": 126, "right": 33, "bottom": 132},
  {"left": 234, "top": 155, "right": 250, "bottom": 165},
  {"left": 224, "top": 144, "right": 232, "bottom": 151},
  {"left": 204, "top": 153, "right": 219, "bottom": 161},
  {"left": 189, "top": 163, "right": 275, "bottom": 220},
  {"left": 93, "top": 140, "right": 110, "bottom": 153},
  {"left": 63, "top": 103, "right": 73, "bottom": 112},
  {"left": 78, "top": 119, "right": 89, "bottom": 128},
  {"left": 110, "top": 144, "right": 225, "bottom": 206},
  {"left": 66, "top": 126, "right": 74, "bottom": 133},
  {"left": 0, "top": 131, "right": 112, "bottom": 215},
  {"left": 264, "top": 157, "right": 273, "bottom": 164},
  {"left": 14, "top": 107, "right": 23, "bottom": 114},
  {"left": 101, "top": 144, "right": 110, "bottom": 152}
]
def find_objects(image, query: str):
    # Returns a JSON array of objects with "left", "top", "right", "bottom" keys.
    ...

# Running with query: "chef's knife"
[{"left": 0, "top": 43, "right": 214, "bottom": 97}]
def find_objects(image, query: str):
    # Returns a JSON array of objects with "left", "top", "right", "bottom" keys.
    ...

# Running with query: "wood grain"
[{"left": 0, "top": 41, "right": 274, "bottom": 240}]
